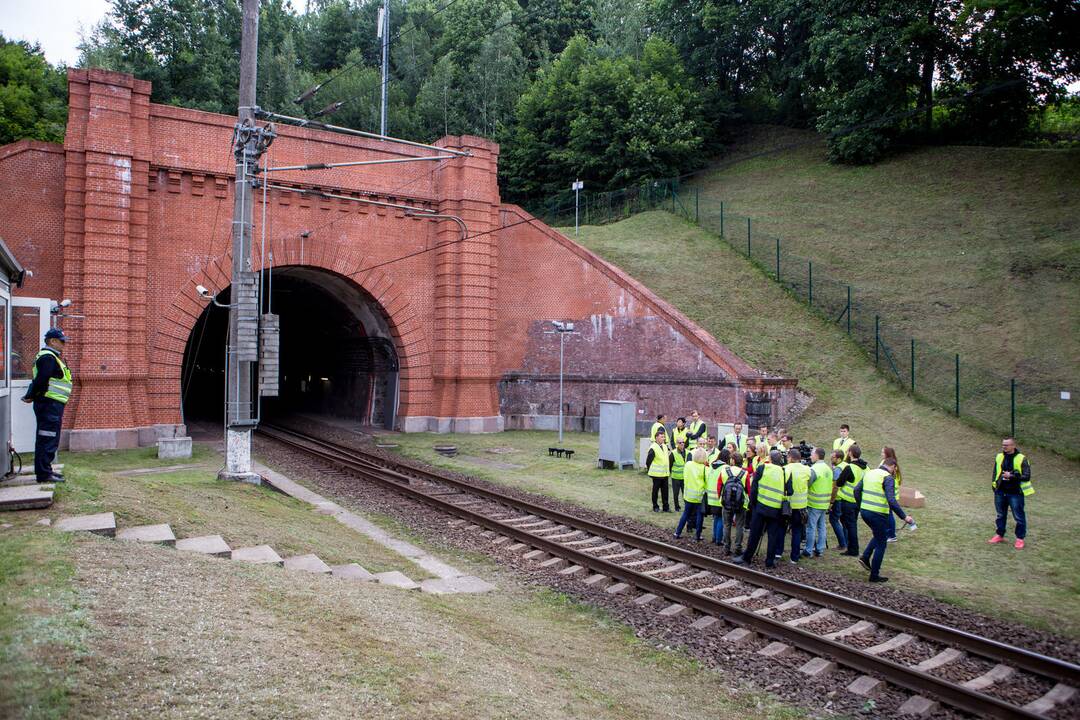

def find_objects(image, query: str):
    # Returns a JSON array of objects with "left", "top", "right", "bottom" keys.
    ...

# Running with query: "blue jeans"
[
  {"left": 860, "top": 510, "right": 891, "bottom": 579},
  {"left": 711, "top": 508, "right": 723, "bottom": 544},
  {"left": 887, "top": 513, "right": 896, "bottom": 540},
  {"left": 675, "top": 501, "right": 703, "bottom": 539},
  {"left": 829, "top": 503, "right": 847, "bottom": 548},
  {"left": 804, "top": 507, "right": 828, "bottom": 554},
  {"left": 33, "top": 398, "right": 64, "bottom": 481},
  {"left": 994, "top": 491, "right": 1026, "bottom": 539}
]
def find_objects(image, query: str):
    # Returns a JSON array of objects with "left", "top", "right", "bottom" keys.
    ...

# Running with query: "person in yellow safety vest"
[
  {"left": 802, "top": 447, "right": 836, "bottom": 558},
  {"left": 22, "top": 328, "right": 73, "bottom": 483},
  {"left": 674, "top": 448, "right": 707, "bottom": 540},
  {"left": 753, "top": 424, "right": 769, "bottom": 452},
  {"left": 723, "top": 422, "right": 748, "bottom": 454},
  {"left": 645, "top": 429, "right": 672, "bottom": 513},
  {"left": 783, "top": 448, "right": 811, "bottom": 564},
  {"left": 852, "top": 457, "right": 913, "bottom": 583},
  {"left": 670, "top": 417, "right": 689, "bottom": 451},
  {"left": 704, "top": 435, "right": 721, "bottom": 466},
  {"left": 834, "top": 444, "right": 866, "bottom": 556},
  {"left": 649, "top": 414, "right": 668, "bottom": 446},
  {"left": 988, "top": 437, "right": 1033, "bottom": 549},
  {"left": 686, "top": 410, "right": 707, "bottom": 448},
  {"left": 718, "top": 455, "right": 748, "bottom": 554},
  {"left": 669, "top": 439, "right": 688, "bottom": 512},
  {"left": 734, "top": 450, "right": 790, "bottom": 569},
  {"left": 833, "top": 423, "right": 855, "bottom": 461}
]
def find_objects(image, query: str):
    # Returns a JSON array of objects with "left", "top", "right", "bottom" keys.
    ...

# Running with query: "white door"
[{"left": 11, "top": 297, "right": 52, "bottom": 453}]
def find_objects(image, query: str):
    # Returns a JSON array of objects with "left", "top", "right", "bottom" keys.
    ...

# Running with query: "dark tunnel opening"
[{"left": 181, "top": 268, "right": 399, "bottom": 432}]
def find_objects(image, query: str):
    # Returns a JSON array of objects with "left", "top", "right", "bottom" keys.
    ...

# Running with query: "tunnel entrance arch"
[{"left": 180, "top": 265, "right": 401, "bottom": 430}]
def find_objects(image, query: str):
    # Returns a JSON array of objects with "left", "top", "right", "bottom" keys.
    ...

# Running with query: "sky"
[{"left": 0, "top": 0, "right": 112, "bottom": 66}]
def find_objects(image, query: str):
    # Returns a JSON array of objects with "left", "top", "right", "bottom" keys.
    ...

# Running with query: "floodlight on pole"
[
  {"left": 571, "top": 180, "right": 584, "bottom": 236},
  {"left": 545, "top": 321, "right": 578, "bottom": 444}
]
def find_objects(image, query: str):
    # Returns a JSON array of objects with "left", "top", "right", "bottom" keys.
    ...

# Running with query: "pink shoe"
[
  {"left": 1014, "top": 539, "right": 1025, "bottom": 549},
  {"left": 988, "top": 534, "right": 1004, "bottom": 544}
]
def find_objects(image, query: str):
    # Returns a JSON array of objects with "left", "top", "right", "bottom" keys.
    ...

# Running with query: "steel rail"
[
  {"left": 295, "top": 427, "right": 1078, "bottom": 688},
  {"left": 258, "top": 424, "right": 1052, "bottom": 720}
]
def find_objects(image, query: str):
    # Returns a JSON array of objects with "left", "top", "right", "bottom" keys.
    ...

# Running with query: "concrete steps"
[{"left": 48, "top": 512, "right": 442, "bottom": 592}]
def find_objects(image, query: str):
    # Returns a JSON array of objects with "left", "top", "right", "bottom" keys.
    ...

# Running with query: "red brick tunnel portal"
[{"left": 181, "top": 266, "right": 400, "bottom": 432}]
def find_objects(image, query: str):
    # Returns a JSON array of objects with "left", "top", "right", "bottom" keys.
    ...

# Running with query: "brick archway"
[{"left": 147, "top": 237, "right": 433, "bottom": 428}]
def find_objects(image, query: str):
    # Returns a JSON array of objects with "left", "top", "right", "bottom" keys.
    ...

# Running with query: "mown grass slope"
[
  {"left": 565, "top": 210, "right": 1080, "bottom": 636},
  {"left": 685, "top": 126, "right": 1080, "bottom": 449}
]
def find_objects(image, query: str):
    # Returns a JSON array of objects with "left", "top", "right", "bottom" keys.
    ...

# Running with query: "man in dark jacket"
[{"left": 22, "top": 328, "right": 72, "bottom": 483}]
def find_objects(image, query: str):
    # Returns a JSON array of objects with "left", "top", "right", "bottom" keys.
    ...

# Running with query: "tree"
[{"left": 0, "top": 36, "right": 67, "bottom": 145}]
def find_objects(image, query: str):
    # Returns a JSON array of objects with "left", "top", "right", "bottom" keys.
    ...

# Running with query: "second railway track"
[{"left": 259, "top": 423, "right": 1079, "bottom": 719}]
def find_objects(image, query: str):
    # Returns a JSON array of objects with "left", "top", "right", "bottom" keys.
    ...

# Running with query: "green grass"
[
  {"left": 405, "top": 209, "right": 1080, "bottom": 637},
  {"left": 685, "top": 126, "right": 1080, "bottom": 450}
]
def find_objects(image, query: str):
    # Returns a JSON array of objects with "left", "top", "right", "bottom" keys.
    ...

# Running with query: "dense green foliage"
[
  {"left": 0, "top": 36, "right": 67, "bottom": 145},
  {"left": 1, "top": 0, "right": 1075, "bottom": 198}
]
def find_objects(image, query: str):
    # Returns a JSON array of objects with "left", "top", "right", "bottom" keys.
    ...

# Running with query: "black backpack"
[{"left": 721, "top": 468, "right": 745, "bottom": 510}]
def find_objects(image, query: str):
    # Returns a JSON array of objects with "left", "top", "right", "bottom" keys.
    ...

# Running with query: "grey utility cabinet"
[{"left": 598, "top": 400, "right": 636, "bottom": 469}]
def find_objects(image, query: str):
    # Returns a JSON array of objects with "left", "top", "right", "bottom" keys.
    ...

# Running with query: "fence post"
[
  {"left": 846, "top": 286, "right": 851, "bottom": 336},
  {"left": 776, "top": 237, "right": 781, "bottom": 280},
  {"left": 910, "top": 338, "right": 915, "bottom": 394},
  {"left": 874, "top": 315, "right": 880, "bottom": 366},
  {"left": 694, "top": 188, "right": 699, "bottom": 224},
  {"left": 808, "top": 261, "right": 813, "bottom": 306},
  {"left": 720, "top": 202, "right": 724, "bottom": 236},
  {"left": 1010, "top": 377, "right": 1016, "bottom": 437},
  {"left": 671, "top": 186, "right": 676, "bottom": 213},
  {"left": 955, "top": 354, "right": 960, "bottom": 417}
]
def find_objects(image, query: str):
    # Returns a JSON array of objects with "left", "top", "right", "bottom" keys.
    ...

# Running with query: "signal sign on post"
[{"left": 572, "top": 179, "right": 584, "bottom": 235}]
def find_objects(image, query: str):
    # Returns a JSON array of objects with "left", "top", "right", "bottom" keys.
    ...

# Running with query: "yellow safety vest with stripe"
[
  {"left": 647, "top": 443, "right": 670, "bottom": 478},
  {"left": 838, "top": 462, "right": 863, "bottom": 503},
  {"left": 994, "top": 453, "right": 1033, "bottom": 496},
  {"left": 649, "top": 423, "right": 666, "bottom": 442},
  {"left": 724, "top": 433, "right": 747, "bottom": 454},
  {"left": 702, "top": 465, "right": 717, "bottom": 505},
  {"left": 670, "top": 448, "right": 687, "bottom": 481},
  {"left": 706, "top": 448, "right": 721, "bottom": 466},
  {"left": 833, "top": 436, "right": 854, "bottom": 459},
  {"left": 687, "top": 419, "right": 705, "bottom": 447},
  {"left": 685, "top": 462, "right": 707, "bottom": 504},
  {"left": 808, "top": 461, "right": 834, "bottom": 510},
  {"left": 756, "top": 464, "right": 785, "bottom": 510},
  {"left": 785, "top": 462, "right": 810, "bottom": 510},
  {"left": 33, "top": 349, "right": 72, "bottom": 404},
  {"left": 860, "top": 468, "right": 892, "bottom": 514},
  {"left": 671, "top": 427, "right": 688, "bottom": 449}
]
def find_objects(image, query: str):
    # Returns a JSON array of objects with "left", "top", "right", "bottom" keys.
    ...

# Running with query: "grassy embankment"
[
  {"left": 1, "top": 445, "right": 802, "bottom": 719},
  {"left": 387, "top": 209, "right": 1080, "bottom": 638},
  {"left": 687, "top": 126, "right": 1080, "bottom": 450}
]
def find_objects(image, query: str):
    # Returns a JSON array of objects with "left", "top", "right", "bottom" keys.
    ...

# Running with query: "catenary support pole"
[
  {"left": 221, "top": 0, "right": 266, "bottom": 484},
  {"left": 558, "top": 330, "right": 565, "bottom": 444}
]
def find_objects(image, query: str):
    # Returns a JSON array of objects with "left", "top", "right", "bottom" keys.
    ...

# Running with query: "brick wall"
[{"left": 0, "top": 69, "right": 796, "bottom": 439}]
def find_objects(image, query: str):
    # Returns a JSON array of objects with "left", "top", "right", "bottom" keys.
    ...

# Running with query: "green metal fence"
[{"left": 530, "top": 180, "right": 1077, "bottom": 457}]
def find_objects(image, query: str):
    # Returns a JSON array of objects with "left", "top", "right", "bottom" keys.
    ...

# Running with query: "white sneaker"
[{"left": 886, "top": 537, "right": 898, "bottom": 543}]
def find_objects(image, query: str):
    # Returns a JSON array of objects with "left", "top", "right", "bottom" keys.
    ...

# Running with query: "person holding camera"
[
  {"left": 733, "top": 450, "right": 789, "bottom": 569},
  {"left": 988, "top": 437, "right": 1032, "bottom": 548}
]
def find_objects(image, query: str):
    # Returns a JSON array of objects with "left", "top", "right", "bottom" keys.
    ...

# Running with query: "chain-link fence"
[{"left": 528, "top": 179, "right": 1077, "bottom": 457}]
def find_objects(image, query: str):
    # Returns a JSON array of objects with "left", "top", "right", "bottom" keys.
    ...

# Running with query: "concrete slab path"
[{"left": 254, "top": 462, "right": 493, "bottom": 594}]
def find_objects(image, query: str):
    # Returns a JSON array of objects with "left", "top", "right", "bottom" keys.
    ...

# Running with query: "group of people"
[
  {"left": 644, "top": 415, "right": 1034, "bottom": 581},
  {"left": 645, "top": 417, "right": 920, "bottom": 582}
]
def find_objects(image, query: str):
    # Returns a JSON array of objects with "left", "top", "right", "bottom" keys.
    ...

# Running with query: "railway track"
[{"left": 259, "top": 424, "right": 1079, "bottom": 719}]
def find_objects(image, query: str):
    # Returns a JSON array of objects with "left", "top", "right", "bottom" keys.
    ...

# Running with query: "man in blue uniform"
[{"left": 22, "top": 328, "right": 73, "bottom": 483}]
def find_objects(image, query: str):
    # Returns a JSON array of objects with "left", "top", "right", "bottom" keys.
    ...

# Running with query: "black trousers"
[
  {"left": 670, "top": 478, "right": 683, "bottom": 508},
  {"left": 740, "top": 508, "right": 784, "bottom": 568},
  {"left": 651, "top": 475, "right": 670, "bottom": 511},
  {"left": 33, "top": 398, "right": 64, "bottom": 481},
  {"left": 840, "top": 500, "right": 860, "bottom": 555}
]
